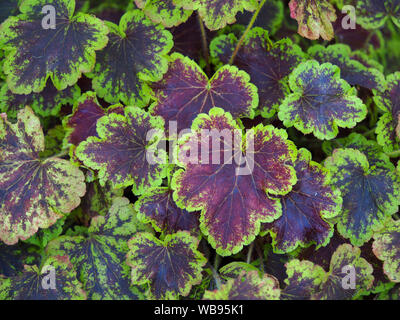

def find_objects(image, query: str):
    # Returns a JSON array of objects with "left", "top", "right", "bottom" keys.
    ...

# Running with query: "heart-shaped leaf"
[
  {"left": 0, "top": 107, "right": 86, "bottom": 245},
  {"left": 0, "top": 0, "right": 109, "bottom": 94}
]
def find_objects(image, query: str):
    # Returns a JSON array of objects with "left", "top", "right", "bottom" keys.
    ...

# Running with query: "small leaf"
[
  {"left": 87, "top": 9, "right": 173, "bottom": 107},
  {"left": 373, "top": 219, "right": 400, "bottom": 282},
  {"left": 46, "top": 197, "right": 148, "bottom": 300},
  {"left": 0, "top": 255, "right": 86, "bottom": 300},
  {"left": 356, "top": 0, "right": 400, "bottom": 29},
  {"left": 0, "top": 0, "right": 19, "bottom": 24},
  {"left": 126, "top": 231, "right": 206, "bottom": 299},
  {"left": 289, "top": 0, "right": 337, "bottom": 40},
  {"left": 374, "top": 72, "right": 400, "bottom": 152},
  {"left": 210, "top": 28, "right": 305, "bottom": 118},
  {"left": 150, "top": 52, "right": 258, "bottom": 134},
  {"left": 0, "top": 242, "right": 40, "bottom": 277},
  {"left": 324, "top": 148, "right": 400, "bottom": 246},
  {"left": 203, "top": 270, "right": 280, "bottom": 300},
  {"left": 263, "top": 148, "right": 342, "bottom": 254},
  {"left": 0, "top": 0, "right": 109, "bottom": 94},
  {"left": 172, "top": 108, "right": 297, "bottom": 255},
  {"left": 0, "top": 107, "right": 86, "bottom": 245},
  {"left": 278, "top": 60, "right": 367, "bottom": 140},
  {"left": 308, "top": 44, "right": 386, "bottom": 92},
  {"left": 75, "top": 106, "right": 167, "bottom": 195},
  {"left": 174, "top": 0, "right": 258, "bottom": 31}
]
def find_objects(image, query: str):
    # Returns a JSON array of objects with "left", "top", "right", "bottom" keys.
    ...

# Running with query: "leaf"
[
  {"left": 0, "top": 0, "right": 109, "bottom": 94},
  {"left": 373, "top": 219, "right": 400, "bottom": 282},
  {"left": 210, "top": 28, "right": 305, "bottom": 118},
  {"left": 374, "top": 72, "right": 400, "bottom": 153},
  {"left": 135, "top": 0, "right": 192, "bottom": 28},
  {"left": 0, "top": 82, "right": 80, "bottom": 118},
  {"left": 0, "top": 0, "right": 20, "bottom": 24},
  {"left": 0, "top": 107, "right": 86, "bottom": 245},
  {"left": 75, "top": 106, "right": 167, "bottom": 195},
  {"left": 63, "top": 91, "right": 124, "bottom": 149},
  {"left": 203, "top": 270, "right": 280, "bottom": 300},
  {"left": 40, "top": 125, "right": 66, "bottom": 158},
  {"left": 356, "top": 0, "right": 400, "bottom": 29},
  {"left": 126, "top": 231, "right": 206, "bottom": 299},
  {"left": 23, "top": 217, "right": 66, "bottom": 249},
  {"left": 0, "top": 242, "right": 39, "bottom": 277},
  {"left": 150, "top": 52, "right": 258, "bottom": 134},
  {"left": 0, "top": 255, "right": 86, "bottom": 300},
  {"left": 87, "top": 9, "right": 173, "bottom": 107},
  {"left": 324, "top": 148, "right": 400, "bottom": 246},
  {"left": 174, "top": 0, "right": 258, "bottom": 31},
  {"left": 46, "top": 197, "right": 148, "bottom": 299},
  {"left": 308, "top": 44, "right": 386, "bottom": 92},
  {"left": 172, "top": 108, "right": 297, "bottom": 256},
  {"left": 289, "top": 0, "right": 337, "bottom": 40},
  {"left": 136, "top": 186, "right": 199, "bottom": 234},
  {"left": 278, "top": 60, "right": 367, "bottom": 140},
  {"left": 219, "top": 262, "right": 261, "bottom": 280},
  {"left": 263, "top": 148, "right": 342, "bottom": 254}
]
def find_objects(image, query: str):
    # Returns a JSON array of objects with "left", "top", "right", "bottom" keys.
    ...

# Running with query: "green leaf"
[
  {"left": 0, "top": 107, "right": 86, "bottom": 245},
  {"left": 0, "top": 0, "right": 109, "bottom": 94},
  {"left": 126, "top": 231, "right": 206, "bottom": 299},
  {"left": 356, "top": 0, "right": 400, "bottom": 29}
]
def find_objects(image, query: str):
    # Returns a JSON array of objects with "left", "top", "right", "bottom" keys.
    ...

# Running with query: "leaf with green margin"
[
  {"left": 0, "top": 82, "right": 80, "bottom": 118},
  {"left": 308, "top": 44, "right": 386, "bottom": 92},
  {"left": 278, "top": 60, "right": 367, "bottom": 140},
  {"left": 356, "top": 0, "right": 400, "bottom": 29},
  {"left": 87, "top": 9, "right": 172, "bottom": 108},
  {"left": 174, "top": 0, "right": 258, "bottom": 31},
  {"left": 46, "top": 197, "right": 148, "bottom": 300},
  {"left": 135, "top": 0, "right": 192, "bottom": 28},
  {"left": 0, "top": 255, "right": 86, "bottom": 300},
  {"left": 210, "top": 27, "right": 305, "bottom": 118},
  {"left": 373, "top": 219, "right": 400, "bottom": 282},
  {"left": 281, "top": 259, "right": 326, "bottom": 300},
  {"left": 126, "top": 231, "right": 206, "bottom": 299},
  {"left": 136, "top": 186, "right": 199, "bottom": 234},
  {"left": 322, "top": 132, "right": 386, "bottom": 167},
  {"left": 0, "top": 107, "right": 86, "bottom": 245},
  {"left": 219, "top": 262, "right": 261, "bottom": 280},
  {"left": 150, "top": 52, "right": 258, "bottom": 135},
  {"left": 324, "top": 148, "right": 400, "bottom": 246},
  {"left": 374, "top": 72, "right": 400, "bottom": 153},
  {"left": 262, "top": 148, "right": 342, "bottom": 254},
  {"left": 0, "top": 0, "right": 108, "bottom": 94},
  {"left": 0, "top": 0, "right": 20, "bottom": 24},
  {"left": 289, "top": 0, "right": 337, "bottom": 40},
  {"left": 172, "top": 107, "right": 297, "bottom": 256},
  {"left": 203, "top": 270, "right": 280, "bottom": 300},
  {"left": 0, "top": 242, "right": 40, "bottom": 277},
  {"left": 76, "top": 106, "right": 168, "bottom": 195}
]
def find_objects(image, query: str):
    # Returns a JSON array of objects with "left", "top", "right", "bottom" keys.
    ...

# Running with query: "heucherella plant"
[{"left": 1, "top": 0, "right": 400, "bottom": 301}]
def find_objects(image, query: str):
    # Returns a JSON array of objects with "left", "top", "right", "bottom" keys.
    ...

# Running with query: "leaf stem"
[
  {"left": 197, "top": 13, "right": 211, "bottom": 76},
  {"left": 246, "top": 242, "right": 254, "bottom": 264},
  {"left": 386, "top": 150, "right": 400, "bottom": 158},
  {"left": 228, "top": 0, "right": 267, "bottom": 65}
]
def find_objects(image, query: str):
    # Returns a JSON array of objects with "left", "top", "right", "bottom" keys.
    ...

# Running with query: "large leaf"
[
  {"left": 0, "top": 82, "right": 80, "bottom": 118},
  {"left": 324, "top": 148, "right": 400, "bottom": 246},
  {"left": 308, "top": 44, "right": 386, "bottom": 92},
  {"left": 75, "top": 106, "right": 167, "bottom": 195},
  {"left": 174, "top": 0, "right": 258, "bottom": 31},
  {"left": 135, "top": 0, "right": 192, "bottom": 28},
  {"left": 278, "top": 60, "right": 367, "bottom": 140},
  {"left": 356, "top": 0, "right": 400, "bottom": 29},
  {"left": 126, "top": 231, "right": 206, "bottom": 299},
  {"left": 87, "top": 9, "right": 173, "bottom": 107},
  {"left": 373, "top": 219, "right": 400, "bottom": 282},
  {"left": 172, "top": 108, "right": 297, "bottom": 255},
  {"left": 289, "top": 0, "right": 336, "bottom": 40},
  {"left": 374, "top": 72, "right": 400, "bottom": 152},
  {"left": 210, "top": 28, "right": 305, "bottom": 118},
  {"left": 263, "top": 148, "right": 342, "bottom": 254},
  {"left": 0, "top": 107, "right": 86, "bottom": 245},
  {"left": 150, "top": 52, "right": 258, "bottom": 134},
  {"left": 0, "top": 0, "right": 108, "bottom": 94},
  {"left": 203, "top": 270, "right": 280, "bottom": 300},
  {"left": 0, "top": 255, "right": 86, "bottom": 300},
  {"left": 46, "top": 197, "right": 147, "bottom": 299}
]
